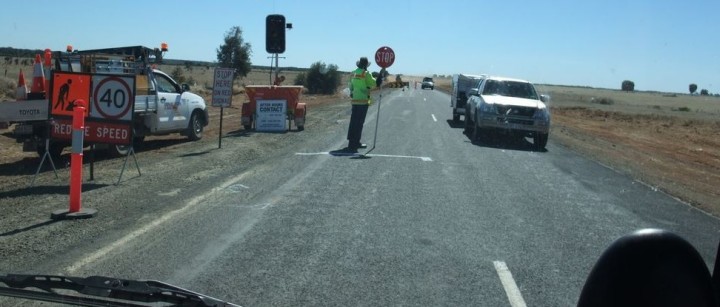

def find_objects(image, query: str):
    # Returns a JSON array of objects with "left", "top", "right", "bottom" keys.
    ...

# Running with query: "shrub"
[
  {"left": 689, "top": 83, "right": 697, "bottom": 95},
  {"left": 621, "top": 80, "right": 634, "bottom": 91},
  {"left": 304, "top": 61, "right": 340, "bottom": 94},
  {"left": 0, "top": 76, "right": 16, "bottom": 100},
  {"left": 676, "top": 107, "right": 691, "bottom": 112},
  {"left": 700, "top": 89, "right": 709, "bottom": 96},
  {"left": 591, "top": 97, "right": 614, "bottom": 105},
  {"left": 293, "top": 72, "right": 305, "bottom": 86},
  {"left": 171, "top": 66, "right": 186, "bottom": 84}
]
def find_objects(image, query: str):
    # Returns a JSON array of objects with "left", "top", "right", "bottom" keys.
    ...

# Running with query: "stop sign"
[{"left": 375, "top": 46, "right": 395, "bottom": 68}]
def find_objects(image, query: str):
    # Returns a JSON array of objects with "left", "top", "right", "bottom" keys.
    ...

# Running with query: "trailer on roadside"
[{"left": 450, "top": 73, "right": 486, "bottom": 122}]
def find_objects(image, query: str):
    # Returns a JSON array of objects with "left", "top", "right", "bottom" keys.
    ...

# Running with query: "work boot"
[{"left": 349, "top": 143, "right": 367, "bottom": 149}]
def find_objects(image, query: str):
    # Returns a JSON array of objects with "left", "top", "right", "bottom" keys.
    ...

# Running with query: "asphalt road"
[{"left": 8, "top": 86, "right": 720, "bottom": 306}]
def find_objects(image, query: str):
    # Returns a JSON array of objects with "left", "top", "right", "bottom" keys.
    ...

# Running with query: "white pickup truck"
[
  {"left": 465, "top": 76, "right": 551, "bottom": 149},
  {"left": 0, "top": 46, "right": 209, "bottom": 157}
]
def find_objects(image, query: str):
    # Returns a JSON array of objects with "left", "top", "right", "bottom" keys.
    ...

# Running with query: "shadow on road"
[
  {"left": 465, "top": 130, "right": 548, "bottom": 153},
  {"left": 0, "top": 183, "right": 109, "bottom": 199},
  {"left": 0, "top": 138, "right": 190, "bottom": 176},
  {"left": 446, "top": 119, "right": 465, "bottom": 129},
  {"left": 0, "top": 219, "right": 61, "bottom": 237}
]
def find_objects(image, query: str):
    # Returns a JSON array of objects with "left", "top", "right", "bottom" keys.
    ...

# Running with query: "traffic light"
[{"left": 266, "top": 14, "right": 286, "bottom": 54}]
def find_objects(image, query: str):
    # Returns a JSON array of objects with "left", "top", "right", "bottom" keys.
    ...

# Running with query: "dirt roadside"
[{"left": 551, "top": 107, "right": 720, "bottom": 215}]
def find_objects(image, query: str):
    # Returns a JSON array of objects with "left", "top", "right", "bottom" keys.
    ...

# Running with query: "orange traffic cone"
[
  {"left": 30, "top": 54, "right": 45, "bottom": 94},
  {"left": 16, "top": 70, "right": 27, "bottom": 100}
]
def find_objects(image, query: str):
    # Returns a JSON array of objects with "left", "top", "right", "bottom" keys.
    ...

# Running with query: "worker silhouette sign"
[
  {"left": 55, "top": 79, "right": 72, "bottom": 111},
  {"left": 50, "top": 72, "right": 91, "bottom": 117}
]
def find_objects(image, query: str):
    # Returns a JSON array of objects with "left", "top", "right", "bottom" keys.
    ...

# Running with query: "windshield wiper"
[{"left": 0, "top": 274, "right": 240, "bottom": 307}]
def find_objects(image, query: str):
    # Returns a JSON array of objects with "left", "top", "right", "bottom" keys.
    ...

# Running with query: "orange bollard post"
[
  {"left": 51, "top": 99, "right": 96, "bottom": 220},
  {"left": 43, "top": 49, "right": 52, "bottom": 93},
  {"left": 69, "top": 99, "right": 85, "bottom": 212}
]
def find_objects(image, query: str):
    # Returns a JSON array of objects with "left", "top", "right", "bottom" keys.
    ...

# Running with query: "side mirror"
[
  {"left": 468, "top": 88, "right": 479, "bottom": 97},
  {"left": 540, "top": 94, "right": 550, "bottom": 103},
  {"left": 181, "top": 84, "right": 190, "bottom": 93}
]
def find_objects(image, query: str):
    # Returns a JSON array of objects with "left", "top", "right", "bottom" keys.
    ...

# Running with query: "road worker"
[{"left": 347, "top": 57, "right": 382, "bottom": 150}]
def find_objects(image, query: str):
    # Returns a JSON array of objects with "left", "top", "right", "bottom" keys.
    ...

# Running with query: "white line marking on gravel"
[
  {"left": 493, "top": 261, "right": 527, "bottom": 307},
  {"left": 295, "top": 152, "right": 432, "bottom": 162},
  {"left": 431, "top": 114, "right": 437, "bottom": 122}
]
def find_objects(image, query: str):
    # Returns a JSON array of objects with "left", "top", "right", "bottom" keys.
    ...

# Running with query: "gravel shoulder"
[{"left": 0, "top": 93, "right": 349, "bottom": 274}]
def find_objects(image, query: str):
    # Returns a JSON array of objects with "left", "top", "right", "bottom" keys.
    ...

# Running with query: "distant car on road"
[
  {"left": 465, "top": 76, "right": 551, "bottom": 149},
  {"left": 421, "top": 77, "right": 434, "bottom": 90}
]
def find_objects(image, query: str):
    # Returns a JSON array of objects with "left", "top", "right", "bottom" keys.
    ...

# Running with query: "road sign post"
[
  {"left": 364, "top": 46, "right": 396, "bottom": 156},
  {"left": 212, "top": 68, "right": 234, "bottom": 148}
]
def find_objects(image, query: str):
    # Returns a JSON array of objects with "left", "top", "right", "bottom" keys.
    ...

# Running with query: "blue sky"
[{"left": 2, "top": 0, "right": 718, "bottom": 93}]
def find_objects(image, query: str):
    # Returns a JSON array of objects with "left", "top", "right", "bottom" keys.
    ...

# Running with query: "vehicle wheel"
[
  {"left": 431, "top": 87, "right": 434, "bottom": 90},
  {"left": 110, "top": 144, "right": 131, "bottom": 157},
  {"left": 472, "top": 117, "right": 479, "bottom": 141},
  {"left": 452, "top": 114, "right": 460, "bottom": 123},
  {"left": 534, "top": 133, "right": 549, "bottom": 150},
  {"left": 297, "top": 125, "right": 304, "bottom": 131},
  {"left": 187, "top": 112, "right": 203, "bottom": 141},
  {"left": 36, "top": 142, "right": 64, "bottom": 160},
  {"left": 243, "top": 124, "right": 252, "bottom": 131}
]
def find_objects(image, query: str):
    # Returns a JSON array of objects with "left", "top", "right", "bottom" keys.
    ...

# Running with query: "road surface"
[{"left": 2, "top": 86, "right": 720, "bottom": 306}]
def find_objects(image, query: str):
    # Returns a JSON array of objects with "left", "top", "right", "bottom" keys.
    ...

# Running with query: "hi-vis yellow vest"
[{"left": 350, "top": 68, "right": 376, "bottom": 105}]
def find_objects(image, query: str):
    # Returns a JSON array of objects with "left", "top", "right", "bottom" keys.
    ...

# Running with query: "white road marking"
[
  {"left": 493, "top": 261, "right": 527, "bottom": 307},
  {"left": 65, "top": 170, "right": 256, "bottom": 274},
  {"left": 295, "top": 152, "right": 432, "bottom": 162},
  {"left": 431, "top": 114, "right": 437, "bottom": 122}
]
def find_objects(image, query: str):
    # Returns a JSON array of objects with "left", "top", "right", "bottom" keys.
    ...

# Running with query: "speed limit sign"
[{"left": 91, "top": 75, "right": 135, "bottom": 121}]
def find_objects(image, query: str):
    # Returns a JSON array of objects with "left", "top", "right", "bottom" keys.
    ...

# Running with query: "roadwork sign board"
[
  {"left": 212, "top": 68, "right": 234, "bottom": 107},
  {"left": 49, "top": 73, "right": 136, "bottom": 145},
  {"left": 256, "top": 99, "right": 287, "bottom": 132},
  {"left": 50, "top": 72, "right": 91, "bottom": 117}
]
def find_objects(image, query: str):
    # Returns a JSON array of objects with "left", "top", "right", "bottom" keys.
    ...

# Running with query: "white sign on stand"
[
  {"left": 212, "top": 68, "right": 234, "bottom": 107},
  {"left": 256, "top": 99, "right": 287, "bottom": 132}
]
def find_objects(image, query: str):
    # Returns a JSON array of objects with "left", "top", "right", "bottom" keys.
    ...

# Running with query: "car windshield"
[
  {"left": 1, "top": 2, "right": 718, "bottom": 307},
  {"left": 482, "top": 80, "right": 538, "bottom": 99}
]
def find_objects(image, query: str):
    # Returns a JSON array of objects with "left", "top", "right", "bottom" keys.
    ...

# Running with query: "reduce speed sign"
[{"left": 91, "top": 75, "right": 135, "bottom": 121}]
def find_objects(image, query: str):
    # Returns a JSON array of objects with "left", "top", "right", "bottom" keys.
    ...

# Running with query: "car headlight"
[
  {"left": 533, "top": 108, "right": 550, "bottom": 123},
  {"left": 480, "top": 103, "right": 497, "bottom": 115}
]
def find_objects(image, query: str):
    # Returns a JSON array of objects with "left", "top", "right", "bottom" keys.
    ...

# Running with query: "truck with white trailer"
[{"left": 450, "top": 73, "right": 486, "bottom": 122}]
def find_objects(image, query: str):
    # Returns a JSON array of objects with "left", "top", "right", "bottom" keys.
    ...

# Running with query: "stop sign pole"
[{"left": 364, "top": 46, "right": 395, "bottom": 156}]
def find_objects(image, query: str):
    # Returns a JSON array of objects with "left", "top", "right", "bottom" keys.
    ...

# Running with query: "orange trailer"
[{"left": 242, "top": 85, "right": 306, "bottom": 131}]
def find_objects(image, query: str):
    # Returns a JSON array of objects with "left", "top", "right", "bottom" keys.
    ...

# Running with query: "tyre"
[
  {"left": 110, "top": 144, "right": 131, "bottom": 157},
  {"left": 243, "top": 124, "right": 252, "bottom": 131},
  {"left": 431, "top": 86, "right": 434, "bottom": 90},
  {"left": 187, "top": 112, "right": 203, "bottom": 141},
  {"left": 463, "top": 108, "right": 472, "bottom": 133},
  {"left": 472, "top": 116, "right": 479, "bottom": 141},
  {"left": 297, "top": 125, "right": 304, "bottom": 131},
  {"left": 534, "top": 133, "right": 549, "bottom": 150},
  {"left": 452, "top": 114, "right": 460, "bottom": 123}
]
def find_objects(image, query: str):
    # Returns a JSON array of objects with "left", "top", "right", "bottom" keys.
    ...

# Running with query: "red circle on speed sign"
[
  {"left": 93, "top": 76, "right": 133, "bottom": 120},
  {"left": 375, "top": 46, "right": 395, "bottom": 68}
]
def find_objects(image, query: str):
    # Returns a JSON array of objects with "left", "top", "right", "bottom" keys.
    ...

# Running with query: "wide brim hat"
[{"left": 356, "top": 57, "right": 370, "bottom": 68}]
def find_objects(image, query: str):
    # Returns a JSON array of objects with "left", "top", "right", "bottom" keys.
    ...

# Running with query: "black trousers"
[{"left": 347, "top": 104, "right": 369, "bottom": 146}]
